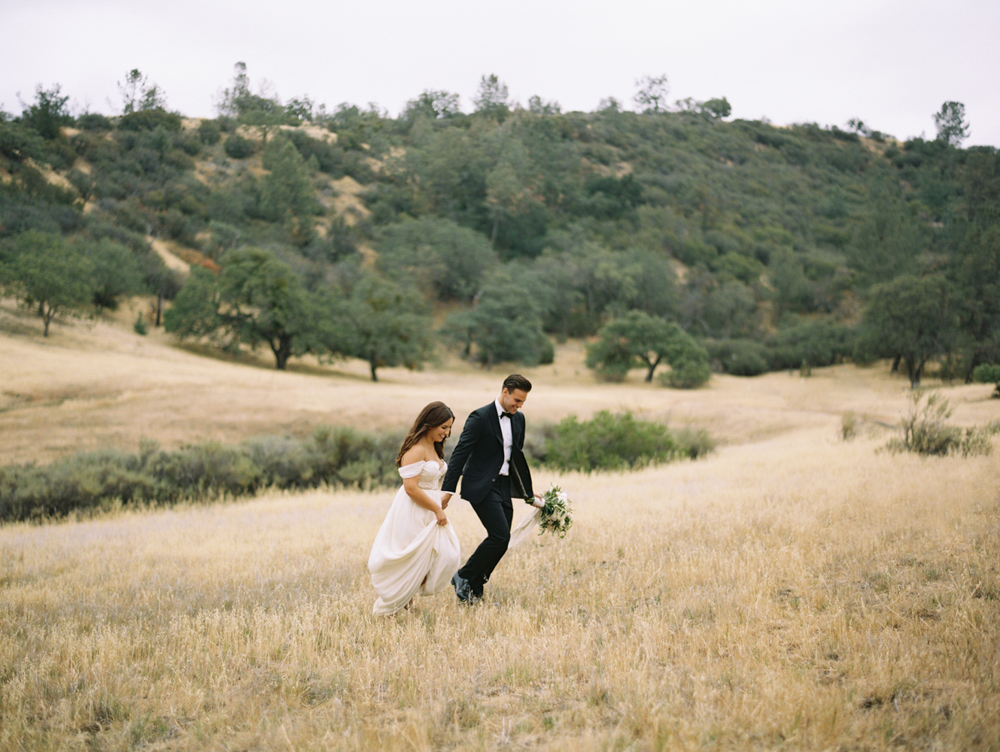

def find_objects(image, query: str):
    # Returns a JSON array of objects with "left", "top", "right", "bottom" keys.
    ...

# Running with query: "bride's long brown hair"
[{"left": 395, "top": 401, "right": 455, "bottom": 467}]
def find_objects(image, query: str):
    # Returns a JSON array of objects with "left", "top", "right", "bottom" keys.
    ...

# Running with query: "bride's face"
[{"left": 428, "top": 418, "right": 454, "bottom": 443}]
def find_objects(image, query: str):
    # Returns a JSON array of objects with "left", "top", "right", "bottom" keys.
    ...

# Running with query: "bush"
[
  {"left": 767, "top": 321, "right": 857, "bottom": 371},
  {"left": 841, "top": 412, "right": 857, "bottom": 441},
  {"left": 76, "top": 112, "right": 113, "bottom": 131},
  {"left": 972, "top": 363, "right": 1000, "bottom": 398},
  {"left": 198, "top": 119, "right": 222, "bottom": 145},
  {"left": 705, "top": 338, "right": 770, "bottom": 376},
  {"left": 881, "top": 390, "right": 992, "bottom": 457},
  {"left": 0, "top": 426, "right": 404, "bottom": 522},
  {"left": 673, "top": 426, "right": 716, "bottom": 460},
  {"left": 118, "top": 109, "right": 182, "bottom": 132},
  {"left": 658, "top": 348, "right": 711, "bottom": 389},
  {"left": 541, "top": 410, "right": 682, "bottom": 472},
  {"left": 224, "top": 133, "right": 255, "bottom": 159},
  {"left": 883, "top": 390, "right": 959, "bottom": 456}
]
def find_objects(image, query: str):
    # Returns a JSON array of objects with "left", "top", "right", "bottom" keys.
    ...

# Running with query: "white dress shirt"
[{"left": 495, "top": 398, "right": 512, "bottom": 476}]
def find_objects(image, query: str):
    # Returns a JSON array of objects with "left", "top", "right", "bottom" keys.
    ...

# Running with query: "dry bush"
[{"left": 884, "top": 389, "right": 994, "bottom": 457}]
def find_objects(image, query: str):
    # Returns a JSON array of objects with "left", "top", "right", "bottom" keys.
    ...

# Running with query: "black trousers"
[{"left": 459, "top": 475, "right": 513, "bottom": 595}]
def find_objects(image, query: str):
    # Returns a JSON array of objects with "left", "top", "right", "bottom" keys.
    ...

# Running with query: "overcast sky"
[{"left": 3, "top": 0, "right": 998, "bottom": 147}]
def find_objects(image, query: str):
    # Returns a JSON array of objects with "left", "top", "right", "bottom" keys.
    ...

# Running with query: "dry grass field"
[{"left": 1, "top": 300, "right": 998, "bottom": 751}]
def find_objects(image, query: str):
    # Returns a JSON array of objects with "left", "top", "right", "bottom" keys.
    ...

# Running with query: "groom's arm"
[{"left": 441, "top": 408, "right": 485, "bottom": 495}]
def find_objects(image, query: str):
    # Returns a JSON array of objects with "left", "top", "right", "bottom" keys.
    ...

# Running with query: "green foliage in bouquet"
[{"left": 534, "top": 483, "right": 573, "bottom": 538}]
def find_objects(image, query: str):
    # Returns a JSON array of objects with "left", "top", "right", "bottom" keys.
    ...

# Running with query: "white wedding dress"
[{"left": 367, "top": 460, "right": 462, "bottom": 615}]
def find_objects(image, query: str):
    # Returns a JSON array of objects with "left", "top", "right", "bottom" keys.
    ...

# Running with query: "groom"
[{"left": 441, "top": 374, "right": 537, "bottom": 603}]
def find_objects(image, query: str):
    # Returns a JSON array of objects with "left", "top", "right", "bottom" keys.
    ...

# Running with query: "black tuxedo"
[
  {"left": 442, "top": 403, "right": 533, "bottom": 503},
  {"left": 442, "top": 402, "right": 534, "bottom": 594}
]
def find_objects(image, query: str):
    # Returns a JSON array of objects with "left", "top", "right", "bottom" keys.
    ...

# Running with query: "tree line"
[{"left": 1, "top": 66, "right": 997, "bottom": 388}]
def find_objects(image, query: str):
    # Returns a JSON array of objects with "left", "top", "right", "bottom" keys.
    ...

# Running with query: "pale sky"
[{"left": 3, "top": 0, "right": 999, "bottom": 147}]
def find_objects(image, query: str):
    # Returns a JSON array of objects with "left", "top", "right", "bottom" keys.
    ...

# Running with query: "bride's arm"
[
  {"left": 402, "top": 475, "right": 448, "bottom": 525},
  {"left": 400, "top": 448, "right": 448, "bottom": 525}
]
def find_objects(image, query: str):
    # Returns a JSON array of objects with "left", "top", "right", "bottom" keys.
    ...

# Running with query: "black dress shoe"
[{"left": 452, "top": 572, "right": 473, "bottom": 603}]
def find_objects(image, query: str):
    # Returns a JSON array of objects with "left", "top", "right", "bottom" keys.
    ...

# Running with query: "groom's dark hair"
[{"left": 502, "top": 374, "right": 532, "bottom": 394}]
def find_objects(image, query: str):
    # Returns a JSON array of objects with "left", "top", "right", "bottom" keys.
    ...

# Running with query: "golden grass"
[{"left": 2, "top": 300, "right": 999, "bottom": 750}]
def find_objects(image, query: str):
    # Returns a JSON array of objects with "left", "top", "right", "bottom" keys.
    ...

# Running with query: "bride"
[{"left": 367, "top": 402, "right": 462, "bottom": 615}]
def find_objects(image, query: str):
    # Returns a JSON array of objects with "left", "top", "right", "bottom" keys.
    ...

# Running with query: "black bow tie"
[{"left": 500, "top": 411, "right": 514, "bottom": 419}]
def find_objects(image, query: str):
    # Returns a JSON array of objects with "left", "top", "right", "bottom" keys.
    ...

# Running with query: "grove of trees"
[{"left": 2, "top": 64, "right": 997, "bottom": 388}]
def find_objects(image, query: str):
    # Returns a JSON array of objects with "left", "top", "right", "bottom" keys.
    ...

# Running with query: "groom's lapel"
[{"left": 488, "top": 404, "right": 503, "bottom": 445}]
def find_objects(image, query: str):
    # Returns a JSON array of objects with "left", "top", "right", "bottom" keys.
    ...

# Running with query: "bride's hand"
[{"left": 435, "top": 508, "right": 448, "bottom": 526}]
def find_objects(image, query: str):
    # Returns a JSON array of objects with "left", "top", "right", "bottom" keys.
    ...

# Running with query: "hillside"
[{"left": 2, "top": 81, "right": 998, "bottom": 385}]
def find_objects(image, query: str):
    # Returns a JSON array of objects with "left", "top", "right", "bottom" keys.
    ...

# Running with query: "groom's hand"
[{"left": 441, "top": 492, "right": 452, "bottom": 509}]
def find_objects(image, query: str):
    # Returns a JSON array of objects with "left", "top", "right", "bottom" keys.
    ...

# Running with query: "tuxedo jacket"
[{"left": 442, "top": 402, "right": 534, "bottom": 504}]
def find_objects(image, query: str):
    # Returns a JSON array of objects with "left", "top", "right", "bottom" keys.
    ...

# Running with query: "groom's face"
[{"left": 500, "top": 388, "right": 528, "bottom": 414}]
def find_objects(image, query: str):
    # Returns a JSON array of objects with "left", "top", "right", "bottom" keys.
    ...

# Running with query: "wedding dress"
[{"left": 368, "top": 460, "right": 461, "bottom": 615}]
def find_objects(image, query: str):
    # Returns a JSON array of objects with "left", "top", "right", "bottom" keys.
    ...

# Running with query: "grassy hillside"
[{"left": 3, "top": 83, "right": 997, "bottom": 381}]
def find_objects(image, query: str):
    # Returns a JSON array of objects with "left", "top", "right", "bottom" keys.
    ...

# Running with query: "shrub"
[
  {"left": 198, "top": 119, "right": 222, "bottom": 145},
  {"left": 0, "top": 426, "right": 405, "bottom": 523},
  {"left": 882, "top": 390, "right": 969, "bottom": 457},
  {"left": 673, "top": 426, "right": 716, "bottom": 459},
  {"left": 118, "top": 109, "right": 182, "bottom": 132},
  {"left": 767, "top": 321, "right": 857, "bottom": 371},
  {"left": 76, "top": 112, "right": 113, "bottom": 131},
  {"left": 542, "top": 410, "right": 680, "bottom": 472},
  {"left": 705, "top": 338, "right": 770, "bottom": 376},
  {"left": 972, "top": 364, "right": 1000, "bottom": 398},
  {"left": 659, "top": 348, "right": 711, "bottom": 389},
  {"left": 841, "top": 412, "right": 857, "bottom": 441},
  {"left": 224, "top": 133, "right": 255, "bottom": 159}
]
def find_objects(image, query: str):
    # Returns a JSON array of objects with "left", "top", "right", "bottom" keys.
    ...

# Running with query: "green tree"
[
  {"left": 260, "top": 135, "right": 317, "bottom": 239},
  {"left": 701, "top": 97, "right": 731, "bottom": 120},
  {"left": 374, "top": 216, "right": 497, "bottom": 302},
  {"left": 972, "top": 364, "right": 1000, "bottom": 398},
  {"left": 217, "top": 62, "right": 286, "bottom": 142},
  {"left": 633, "top": 74, "right": 670, "bottom": 113},
  {"left": 473, "top": 75, "right": 511, "bottom": 120},
  {"left": 344, "top": 271, "right": 434, "bottom": 381},
  {"left": 933, "top": 101, "right": 969, "bottom": 146},
  {"left": 485, "top": 137, "right": 536, "bottom": 245},
  {"left": 117, "top": 69, "right": 166, "bottom": 115},
  {"left": 849, "top": 168, "right": 924, "bottom": 287},
  {"left": 73, "top": 237, "right": 144, "bottom": 311},
  {"left": 586, "top": 309, "right": 709, "bottom": 385},
  {"left": 771, "top": 250, "right": 816, "bottom": 314},
  {"left": 527, "top": 95, "right": 561, "bottom": 115},
  {"left": 0, "top": 119, "right": 44, "bottom": 162},
  {"left": 854, "top": 274, "right": 958, "bottom": 388},
  {"left": 19, "top": 84, "right": 71, "bottom": 140},
  {"left": 402, "top": 90, "right": 461, "bottom": 122},
  {"left": 950, "top": 149, "right": 1000, "bottom": 380},
  {"left": 704, "top": 279, "right": 757, "bottom": 338},
  {"left": 1, "top": 230, "right": 94, "bottom": 336},
  {"left": 441, "top": 266, "right": 552, "bottom": 369},
  {"left": 162, "top": 266, "right": 221, "bottom": 338},
  {"left": 164, "top": 248, "right": 318, "bottom": 369}
]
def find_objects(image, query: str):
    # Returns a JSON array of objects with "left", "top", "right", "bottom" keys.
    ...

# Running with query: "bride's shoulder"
[
  {"left": 400, "top": 446, "right": 426, "bottom": 467},
  {"left": 401, "top": 445, "right": 442, "bottom": 467}
]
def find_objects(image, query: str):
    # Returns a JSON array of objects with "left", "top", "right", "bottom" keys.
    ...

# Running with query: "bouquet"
[
  {"left": 508, "top": 483, "right": 574, "bottom": 548},
  {"left": 531, "top": 483, "right": 573, "bottom": 538}
]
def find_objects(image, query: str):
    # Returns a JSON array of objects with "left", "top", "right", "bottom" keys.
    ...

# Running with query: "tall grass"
[{"left": 2, "top": 429, "right": 997, "bottom": 751}]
